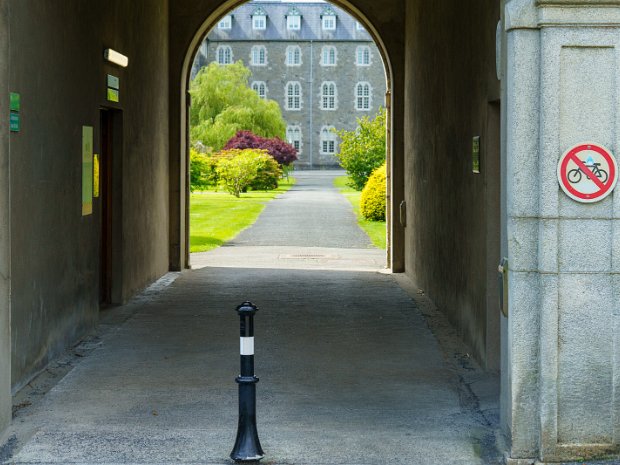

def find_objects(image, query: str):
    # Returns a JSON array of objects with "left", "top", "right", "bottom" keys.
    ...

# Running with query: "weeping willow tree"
[{"left": 190, "top": 61, "right": 286, "bottom": 151}]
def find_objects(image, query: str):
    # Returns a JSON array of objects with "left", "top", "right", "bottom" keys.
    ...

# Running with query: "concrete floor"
[{"left": 3, "top": 171, "right": 502, "bottom": 464}]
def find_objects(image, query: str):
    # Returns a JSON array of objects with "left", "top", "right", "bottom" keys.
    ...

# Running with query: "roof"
[{"left": 208, "top": 1, "right": 374, "bottom": 42}]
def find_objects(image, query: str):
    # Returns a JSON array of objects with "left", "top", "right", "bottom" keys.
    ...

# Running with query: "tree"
[
  {"left": 190, "top": 62, "right": 287, "bottom": 151},
  {"left": 224, "top": 130, "right": 298, "bottom": 166},
  {"left": 336, "top": 108, "right": 387, "bottom": 191}
]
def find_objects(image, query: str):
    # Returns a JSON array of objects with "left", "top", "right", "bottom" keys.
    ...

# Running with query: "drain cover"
[{"left": 279, "top": 254, "right": 338, "bottom": 259}]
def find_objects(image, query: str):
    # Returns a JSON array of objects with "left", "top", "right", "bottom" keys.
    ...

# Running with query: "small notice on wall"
[
  {"left": 82, "top": 126, "right": 94, "bottom": 216},
  {"left": 472, "top": 136, "right": 481, "bottom": 174},
  {"left": 93, "top": 154, "right": 100, "bottom": 198},
  {"left": 107, "top": 74, "right": 120, "bottom": 103}
]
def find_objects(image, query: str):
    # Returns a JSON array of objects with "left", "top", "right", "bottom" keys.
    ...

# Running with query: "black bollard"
[{"left": 230, "top": 301, "right": 265, "bottom": 463}]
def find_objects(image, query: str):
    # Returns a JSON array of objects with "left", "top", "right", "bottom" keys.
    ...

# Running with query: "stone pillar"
[
  {"left": 504, "top": 0, "right": 620, "bottom": 462},
  {"left": 0, "top": 0, "right": 11, "bottom": 440}
]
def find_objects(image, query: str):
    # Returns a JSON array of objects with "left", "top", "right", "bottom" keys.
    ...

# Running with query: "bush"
[
  {"left": 336, "top": 108, "right": 386, "bottom": 191},
  {"left": 224, "top": 130, "right": 298, "bottom": 166},
  {"left": 249, "top": 155, "right": 282, "bottom": 191},
  {"left": 360, "top": 163, "right": 386, "bottom": 221},
  {"left": 215, "top": 148, "right": 275, "bottom": 197},
  {"left": 190, "top": 148, "right": 213, "bottom": 192}
]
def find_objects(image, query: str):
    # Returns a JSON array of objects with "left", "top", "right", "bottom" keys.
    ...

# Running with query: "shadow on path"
[{"left": 4, "top": 171, "right": 502, "bottom": 464}]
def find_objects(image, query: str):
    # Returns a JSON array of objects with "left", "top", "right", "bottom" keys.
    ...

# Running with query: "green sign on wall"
[
  {"left": 9, "top": 112, "right": 20, "bottom": 132},
  {"left": 107, "top": 88, "right": 119, "bottom": 103},
  {"left": 10, "top": 92, "right": 20, "bottom": 111}
]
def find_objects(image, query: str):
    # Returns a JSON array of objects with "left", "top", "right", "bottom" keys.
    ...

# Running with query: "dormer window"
[
  {"left": 218, "top": 15, "right": 232, "bottom": 30},
  {"left": 321, "top": 6, "right": 337, "bottom": 31},
  {"left": 252, "top": 7, "right": 267, "bottom": 30},
  {"left": 286, "top": 7, "right": 301, "bottom": 30}
]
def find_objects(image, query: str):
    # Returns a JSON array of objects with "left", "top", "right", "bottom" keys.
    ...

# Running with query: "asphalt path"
[{"left": 227, "top": 170, "right": 373, "bottom": 248}]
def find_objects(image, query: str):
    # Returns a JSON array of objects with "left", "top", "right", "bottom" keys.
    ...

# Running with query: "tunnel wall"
[
  {"left": 8, "top": 0, "right": 170, "bottom": 390},
  {"left": 0, "top": 0, "right": 10, "bottom": 437},
  {"left": 404, "top": 0, "right": 502, "bottom": 367}
]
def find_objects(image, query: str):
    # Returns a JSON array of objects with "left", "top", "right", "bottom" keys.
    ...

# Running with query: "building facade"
[{"left": 192, "top": 1, "right": 386, "bottom": 168}]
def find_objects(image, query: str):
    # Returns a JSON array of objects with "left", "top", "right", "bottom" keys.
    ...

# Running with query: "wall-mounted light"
[{"left": 104, "top": 49, "right": 129, "bottom": 68}]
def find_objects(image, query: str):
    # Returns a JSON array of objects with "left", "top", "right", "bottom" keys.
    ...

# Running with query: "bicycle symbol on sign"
[{"left": 567, "top": 160, "right": 609, "bottom": 184}]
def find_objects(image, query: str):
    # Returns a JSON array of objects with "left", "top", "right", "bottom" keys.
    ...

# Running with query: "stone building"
[{"left": 192, "top": 1, "right": 386, "bottom": 168}]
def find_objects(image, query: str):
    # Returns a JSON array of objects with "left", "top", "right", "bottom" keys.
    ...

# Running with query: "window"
[
  {"left": 321, "top": 46, "right": 337, "bottom": 66},
  {"left": 355, "top": 82, "right": 371, "bottom": 110},
  {"left": 286, "top": 82, "right": 302, "bottom": 110},
  {"left": 251, "top": 81, "right": 267, "bottom": 99},
  {"left": 286, "top": 46, "right": 302, "bottom": 66},
  {"left": 320, "top": 82, "right": 337, "bottom": 110},
  {"left": 218, "top": 15, "right": 232, "bottom": 30},
  {"left": 320, "top": 126, "right": 337, "bottom": 155},
  {"left": 356, "top": 46, "right": 371, "bottom": 66},
  {"left": 252, "top": 8, "right": 267, "bottom": 30},
  {"left": 250, "top": 45, "right": 267, "bottom": 66},
  {"left": 286, "top": 126, "right": 302, "bottom": 154},
  {"left": 287, "top": 8, "right": 301, "bottom": 30},
  {"left": 322, "top": 15, "right": 336, "bottom": 30},
  {"left": 321, "top": 7, "right": 337, "bottom": 31},
  {"left": 216, "top": 45, "right": 232, "bottom": 65}
]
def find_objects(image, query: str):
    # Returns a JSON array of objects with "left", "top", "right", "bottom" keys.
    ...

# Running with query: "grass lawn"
[
  {"left": 190, "top": 178, "right": 295, "bottom": 253},
  {"left": 334, "top": 175, "right": 386, "bottom": 250}
]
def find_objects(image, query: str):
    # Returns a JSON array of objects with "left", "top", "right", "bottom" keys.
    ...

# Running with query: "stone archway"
[{"left": 168, "top": 0, "right": 406, "bottom": 274}]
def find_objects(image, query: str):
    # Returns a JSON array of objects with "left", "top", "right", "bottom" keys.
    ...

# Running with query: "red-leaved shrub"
[{"left": 224, "top": 130, "right": 298, "bottom": 166}]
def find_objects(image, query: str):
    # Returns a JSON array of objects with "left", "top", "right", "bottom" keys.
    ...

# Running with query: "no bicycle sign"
[{"left": 557, "top": 142, "right": 618, "bottom": 203}]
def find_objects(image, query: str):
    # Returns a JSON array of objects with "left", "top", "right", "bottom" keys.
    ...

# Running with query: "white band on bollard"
[{"left": 240, "top": 337, "right": 255, "bottom": 355}]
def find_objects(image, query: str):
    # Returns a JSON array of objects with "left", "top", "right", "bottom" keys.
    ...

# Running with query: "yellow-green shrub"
[
  {"left": 360, "top": 163, "right": 386, "bottom": 221},
  {"left": 215, "top": 148, "right": 274, "bottom": 197}
]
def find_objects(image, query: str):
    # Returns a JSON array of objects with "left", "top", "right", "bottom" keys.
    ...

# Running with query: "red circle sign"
[{"left": 557, "top": 142, "right": 618, "bottom": 203}]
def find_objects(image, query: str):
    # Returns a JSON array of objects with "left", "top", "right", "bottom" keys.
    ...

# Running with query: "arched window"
[
  {"left": 216, "top": 45, "right": 232, "bottom": 65},
  {"left": 321, "top": 46, "right": 337, "bottom": 66},
  {"left": 286, "top": 126, "right": 302, "bottom": 153},
  {"left": 355, "top": 82, "right": 371, "bottom": 111},
  {"left": 320, "top": 82, "right": 337, "bottom": 110},
  {"left": 356, "top": 46, "right": 371, "bottom": 66},
  {"left": 285, "top": 82, "right": 302, "bottom": 110},
  {"left": 286, "top": 46, "right": 302, "bottom": 66},
  {"left": 250, "top": 45, "right": 267, "bottom": 66},
  {"left": 251, "top": 81, "right": 267, "bottom": 99},
  {"left": 320, "top": 126, "right": 337, "bottom": 155}
]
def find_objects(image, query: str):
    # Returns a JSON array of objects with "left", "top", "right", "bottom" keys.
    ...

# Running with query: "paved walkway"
[{"left": 3, "top": 171, "right": 501, "bottom": 464}]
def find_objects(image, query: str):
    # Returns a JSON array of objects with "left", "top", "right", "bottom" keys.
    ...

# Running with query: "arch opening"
[{"left": 176, "top": 0, "right": 398, "bottom": 271}]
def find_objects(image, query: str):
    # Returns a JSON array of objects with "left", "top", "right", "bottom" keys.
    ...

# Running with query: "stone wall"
[
  {"left": 7, "top": 0, "right": 170, "bottom": 391},
  {"left": 0, "top": 0, "right": 11, "bottom": 439},
  {"left": 503, "top": 0, "right": 620, "bottom": 461}
]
